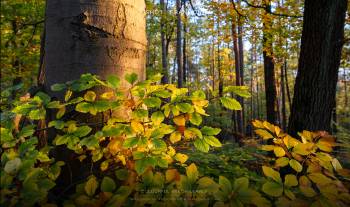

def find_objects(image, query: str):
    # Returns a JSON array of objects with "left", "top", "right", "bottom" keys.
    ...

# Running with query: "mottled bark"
[
  {"left": 281, "top": 64, "right": 287, "bottom": 131},
  {"left": 42, "top": 0, "right": 147, "bottom": 99},
  {"left": 288, "top": 0, "right": 347, "bottom": 135}
]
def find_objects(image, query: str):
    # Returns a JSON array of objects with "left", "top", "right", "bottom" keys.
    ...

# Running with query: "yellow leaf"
[
  {"left": 166, "top": 169, "right": 180, "bottom": 183},
  {"left": 261, "top": 145, "right": 275, "bottom": 151},
  {"left": 283, "top": 135, "right": 300, "bottom": 149},
  {"left": 263, "top": 121, "right": 275, "bottom": 132},
  {"left": 131, "top": 120, "right": 144, "bottom": 134},
  {"left": 274, "top": 147, "right": 286, "bottom": 157},
  {"left": 174, "top": 153, "right": 188, "bottom": 164},
  {"left": 192, "top": 100, "right": 209, "bottom": 107},
  {"left": 84, "top": 91, "right": 96, "bottom": 102},
  {"left": 100, "top": 91, "right": 114, "bottom": 100},
  {"left": 252, "top": 120, "right": 264, "bottom": 128},
  {"left": 170, "top": 131, "right": 182, "bottom": 144},
  {"left": 262, "top": 166, "right": 282, "bottom": 183},
  {"left": 173, "top": 115, "right": 186, "bottom": 126},
  {"left": 255, "top": 129, "right": 274, "bottom": 140},
  {"left": 284, "top": 174, "right": 298, "bottom": 187},
  {"left": 117, "top": 155, "right": 126, "bottom": 165}
]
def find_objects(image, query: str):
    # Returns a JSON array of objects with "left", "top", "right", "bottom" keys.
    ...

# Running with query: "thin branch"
[{"left": 241, "top": 0, "right": 303, "bottom": 18}]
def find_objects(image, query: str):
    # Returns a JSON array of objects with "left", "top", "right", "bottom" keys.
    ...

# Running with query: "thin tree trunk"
[
  {"left": 176, "top": 0, "right": 183, "bottom": 88},
  {"left": 288, "top": 0, "right": 347, "bottom": 135},
  {"left": 281, "top": 64, "right": 287, "bottom": 131},
  {"left": 284, "top": 60, "right": 292, "bottom": 111},
  {"left": 183, "top": 4, "right": 187, "bottom": 85},
  {"left": 231, "top": 16, "right": 243, "bottom": 134},
  {"left": 238, "top": 17, "right": 245, "bottom": 134},
  {"left": 160, "top": 0, "right": 168, "bottom": 84}
]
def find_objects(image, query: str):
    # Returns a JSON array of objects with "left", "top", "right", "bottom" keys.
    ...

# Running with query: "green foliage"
[
  {"left": 253, "top": 120, "right": 350, "bottom": 206},
  {"left": 1, "top": 73, "right": 259, "bottom": 206}
]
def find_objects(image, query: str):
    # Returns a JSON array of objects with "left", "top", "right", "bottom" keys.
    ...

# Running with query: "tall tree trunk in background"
[
  {"left": 344, "top": 69, "right": 348, "bottom": 109},
  {"left": 288, "top": 0, "right": 347, "bottom": 135},
  {"left": 217, "top": 18, "right": 223, "bottom": 97},
  {"left": 262, "top": 1, "right": 277, "bottom": 124},
  {"left": 231, "top": 16, "right": 243, "bottom": 134},
  {"left": 176, "top": 0, "right": 183, "bottom": 88},
  {"left": 238, "top": 17, "right": 245, "bottom": 134},
  {"left": 160, "top": 0, "right": 168, "bottom": 84},
  {"left": 284, "top": 60, "right": 292, "bottom": 111},
  {"left": 183, "top": 5, "right": 187, "bottom": 85},
  {"left": 41, "top": 0, "right": 147, "bottom": 98},
  {"left": 281, "top": 64, "right": 287, "bottom": 131}
]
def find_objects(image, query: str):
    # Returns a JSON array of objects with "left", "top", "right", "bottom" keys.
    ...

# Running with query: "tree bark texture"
[
  {"left": 262, "top": 2, "right": 277, "bottom": 124},
  {"left": 176, "top": 0, "right": 183, "bottom": 88},
  {"left": 288, "top": 0, "right": 347, "bottom": 135},
  {"left": 160, "top": 0, "right": 168, "bottom": 84},
  {"left": 42, "top": 0, "right": 147, "bottom": 98}
]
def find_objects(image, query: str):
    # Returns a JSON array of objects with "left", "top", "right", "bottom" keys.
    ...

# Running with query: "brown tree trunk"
[
  {"left": 281, "top": 63, "right": 287, "bottom": 131},
  {"left": 160, "top": 0, "right": 168, "bottom": 84},
  {"left": 176, "top": 0, "right": 183, "bottom": 88},
  {"left": 288, "top": 0, "right": 347, "bottom": 135},
  {"left": 238, "top": 18, "right": 245, "bottom": 134},
  {"left": 231, "top": 16, "right": 243, "bottom": 134},
  {"left": 183, "top": 4, "right": 187, "bottom": 85},
  {"left": 262, "top": 1, "right": 277, "bottom": 124},
  {"left": 42, "top": 0, "right": 147, "bottom": 99}
]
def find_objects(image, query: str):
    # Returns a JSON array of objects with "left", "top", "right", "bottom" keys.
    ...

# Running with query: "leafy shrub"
[
  {"left": 253, "top": 120, "right": 350, "bottom": 207},
  {"left": 1, "top": 73, "right": 265, "bottom": 206}
]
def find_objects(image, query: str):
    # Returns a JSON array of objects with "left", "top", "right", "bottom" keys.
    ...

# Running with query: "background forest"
[{"left": 1, "top": 0, "right": 350, "bottom": 206}]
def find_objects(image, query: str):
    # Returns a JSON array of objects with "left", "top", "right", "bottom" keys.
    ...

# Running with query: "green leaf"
[
  {"left": 220, "top": 97, "right": 242, "bottom": 110},
  {"left": 224, "top": 86, "right": 251, "bottom": 98},
  {"left": 201, "top": 126, "right": 221, "bottom": 136},
  {"left": 51, "top": 83, "right": 66, "bottom": 91},
  {"left": 18, "top": 125, "right": 35, "bottom": 138},
  {"left": 85, "top": 176, "right": 98, "bottom": 196},
  {"left": 56, "top": 106, "right": 65, "bottom": 119},
  {"left": 284, "top": 174, "right": 298, "bottom": 187},
  {"left": 151, "top": 111, "right": 165, "bottom": 125},
  {"left": 275, "top": 157, "right": 289, "bottom": 167},
  {"left": 135, "top": 157, "right": 156, "bottom": 175},
  {"left": 101, "top": 176, "right": 116, "bottom": 192},
  {"left": 154, "top": 89, "right": 171, "bottom": 98},
  {"left": 115, "top": 169, "right": 129, "bottom": 181},
  {"left": 197, "top": 177, "right": 219, "bottom": 193},
  {"left": 4, "top": 158, "right": 22, "bottom": 175},
  {"left": 189, "top": 113, "right": 202, "bottom": 126},
  {"left": 176, "top": 103, "right": 194, "bottom": 113},
  {"left": 194, "top": 139, "right": 210, "bottom": 152},
  {"left": 94, "top": 100, "right": 111, "bottom": 112},
  {"left": 0, "top": 128, "right": 14, "bottom": 143},
  {"left": 204, "top": 136, "right": 222, "bottom": 147},
  {"left": 76, "top": 102, "right": 92, "bottom": 113},
  {"left": 132, "top": 151, "right": 145, "bottom": 160},
  {"left": 29, "top": 108, "right": 46, "bottom": 120},
  {"left": 262, "top": 181, "right": 283, "bottom": 197},
  {"left": 308, "top": 173, "right": 333, "bottom": 186},
  {"left": 80, "top": 136, "right": 99, "bottom": 150},
  {"left": 47, "top": 101, "right": 61, "bottom": 109},
  {"left": 233, "top": 177, "right": 249, "bottom": 191},
  {"left": 65, "top": 90, "right": 73, "bottom": 102},
  {"left": 219, "top": 176, "right": 232, "bottom": 194},
  {"left": 144, "top": 97, "right": 161, "bottom": 108},
  {"left": 73, "top": 126, "right": 92, "bottom": 137},
  {"left": 262, "top": 166, "right": 282, "bottom": 183},
  {"left": 125, "top": 73, "right": 138, "bottom": 85},
  {"left": 35, "top": 92, "right": 51, "bottom": 104},
  {"left": 123, "top": 137, "right": 139, "bottom": 148},
  {"left": 106, "top": 75, "right": 120, "bottom": 89},
  {"left": 174, "top": 153, "right": 188, "bottom": 164},
  {"left": 48, "top": 120, "right": 65, "bottom": 130},
  {"left": 289, "top": 159, "right": 303, "bottom": 172},
  {"left": 186, "top": 163, "right": 199, "bottom": 183},
  {"left": 55, "top": 135, "right": 70, "bottom": 145},
  {"left": 152, "top": 139, "right": 167, "bottom": 150}
]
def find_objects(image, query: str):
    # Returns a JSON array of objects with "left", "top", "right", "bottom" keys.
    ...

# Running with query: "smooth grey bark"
[
  {"left": 288, "top": 0, "right": 347, "bottom": 135},
  {"left": 42, "top": 0, "right": 147, "bottom": 98}
]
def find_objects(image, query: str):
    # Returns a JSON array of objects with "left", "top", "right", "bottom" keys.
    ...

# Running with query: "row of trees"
[{"left": 1, "top": 0, "right": 348, "bottom": 137}]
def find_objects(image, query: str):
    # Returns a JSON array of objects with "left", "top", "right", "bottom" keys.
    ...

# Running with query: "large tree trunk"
[
  {"left": 42, "top": 0, "right": 147, "bottom": 98},
  {"left": 262, "top": 1, "right": 277, "bottom": 124},
  {"left": 183, "top": 4, "right": 187, "bottom": 85},
  {"left": 288, "top": 0, "right": 347, "bottom": 135}
]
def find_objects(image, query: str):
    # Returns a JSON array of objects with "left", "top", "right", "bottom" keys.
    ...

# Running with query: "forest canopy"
[{"left": 0, "top": 0, "right": 349, "bottom": 206}]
